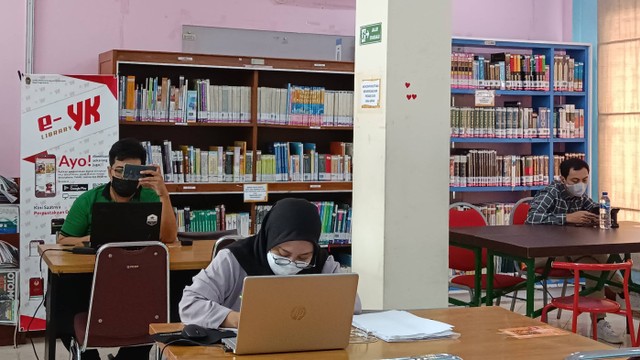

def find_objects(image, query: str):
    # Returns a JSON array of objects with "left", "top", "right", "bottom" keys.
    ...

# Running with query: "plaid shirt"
[{"left": 525, "top": 180, "right": 598, "bottom": 225}]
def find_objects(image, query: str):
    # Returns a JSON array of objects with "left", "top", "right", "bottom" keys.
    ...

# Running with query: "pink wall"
[{"left": 0, "top": 0, "right": 572, "bottom": 177}]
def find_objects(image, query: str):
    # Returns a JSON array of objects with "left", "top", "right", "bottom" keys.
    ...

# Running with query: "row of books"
[
  {"left": 450, "top": 153, "right": 550, "bottom": 187},
  {"left": 451, "top": 52, "right": 549, "bottom": 91},
  {"left": 119, "top": 76, "right": 252, "bottom": 123},
  {"left": 257, "top": 86, "right": 354, "bottom": 127},
  {"left": 450, "top": 105, "right": 584, "bottom": 139},
  {"left": 143, "top": 141, "right": 253, "bottom": 183},
  {"left": 450, "top": 106, "right": 551, "bottom": 138},
  {"left": 555, "top": 104, "right": 585, "bottom": 139},
  {"left": 554, "top": 54, "right": 585, "bottom": 92},
  {"left": 255, "top": 201, "right": 352, "bottom": 245},
  {"left": 451, "top": 52, "right": 584, "bottom": 92},
  {"left": 264, "top": 142, "right": 352, "bottom": 182},
  {"left": 142, "top": 140, "right": 354, "bottom": 183},
  {"left": 553, "top": 153, "right": 586, "bottom": 180},
  {"left": 174, "top": 205, "right": 251, "bottom": 237}
]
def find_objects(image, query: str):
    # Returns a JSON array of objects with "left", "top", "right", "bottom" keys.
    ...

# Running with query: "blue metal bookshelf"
[{"left": 450, "top": 37, "right": 590, "bottom": 195}]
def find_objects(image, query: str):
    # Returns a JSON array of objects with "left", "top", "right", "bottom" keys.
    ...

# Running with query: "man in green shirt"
[
  {"left": 56, "top": 138, "right": 177, "bottom": 360},
  {"left": 59, "top": 138, "right": 177, "bottom": 244}
]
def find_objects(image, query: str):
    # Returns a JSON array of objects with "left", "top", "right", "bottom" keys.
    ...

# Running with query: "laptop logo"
[
  {"left": 290, "top": 306, "right": 306, "bottom": 320},
  {"left": 146, "top": 214, "right": 158, "bottom": 226}
]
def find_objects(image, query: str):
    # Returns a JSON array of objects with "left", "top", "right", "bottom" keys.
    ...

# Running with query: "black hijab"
[{"left": 227, "top": 198, "right": 329, "bottom": 276}]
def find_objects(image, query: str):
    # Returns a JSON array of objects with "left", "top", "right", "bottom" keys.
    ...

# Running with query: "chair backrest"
[
  {"left": 510, "top": 197, "right": 533, "bottom": 225},
  {"left": 449, "top": 202, "right": 488, "bottom": 271},
  {"left": 212, "top": 234, "right": 245, "bottom": 260},
  {"left": 177, "top": 229, "right": 238, "bottom": 242},
  {"left": 84, "top": 241, "right": 169, "bottom": 349}
]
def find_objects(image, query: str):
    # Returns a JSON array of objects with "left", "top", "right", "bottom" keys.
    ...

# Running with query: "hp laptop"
[
  {"left": 90, "top": 202, "right": 162, "bottom": 249},
  {"left": 222, "top": 273, "right": 358, "bottom": 355}
]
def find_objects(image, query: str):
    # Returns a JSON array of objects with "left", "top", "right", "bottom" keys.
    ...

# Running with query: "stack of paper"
[{"left": 352, "top": 310, "right": 457, "bottom": 342}]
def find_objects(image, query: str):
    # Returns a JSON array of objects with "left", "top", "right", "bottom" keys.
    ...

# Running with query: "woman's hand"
[{"left": 222, "top": 311, "right": 240, "bottom": 328}]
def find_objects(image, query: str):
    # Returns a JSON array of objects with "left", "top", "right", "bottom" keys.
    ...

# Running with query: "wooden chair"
[
  {"left": 541, "top": 260, "right": 637, "bottom": 346},
  {"left": 70, "top": 241, "right": 169, "bottom": 359},
  {"left": 449, "top": 202, "right": 525, "bottom": 309},
  {"left": 212, "top": 234, "right": 245, "bottom": 259}
]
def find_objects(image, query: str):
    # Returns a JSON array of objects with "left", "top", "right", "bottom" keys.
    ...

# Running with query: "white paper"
[{"left": 352, "top": 310, "right": 456, "bottom": 342}]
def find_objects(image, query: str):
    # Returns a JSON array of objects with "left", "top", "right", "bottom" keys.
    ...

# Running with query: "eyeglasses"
[{"left": 270, "top": 253, "right": 315, "bottom": 269}]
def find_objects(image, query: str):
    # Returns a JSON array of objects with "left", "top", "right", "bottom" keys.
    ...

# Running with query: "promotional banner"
[{"left": 19, "top": 75, "right": 118, "bottom": 331}]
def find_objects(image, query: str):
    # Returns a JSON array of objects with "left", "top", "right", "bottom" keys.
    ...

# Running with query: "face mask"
[
  {"left": 566, "top": 182, "right": 587, "bottom": 197},
  {"left": 111, "top": 177, "right": 139, "bottom": 198},
  {"left": 267, "top": 252, "right": 305, "bottom": 276}
]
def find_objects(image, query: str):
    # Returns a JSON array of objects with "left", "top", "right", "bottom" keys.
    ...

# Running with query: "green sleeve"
[{"left": 60, "top": 194, "right": 91, "bottom": 237}]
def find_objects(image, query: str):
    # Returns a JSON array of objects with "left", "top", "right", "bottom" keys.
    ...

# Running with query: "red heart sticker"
[
  {"left": 406, "top": 94, "right": 412, "bottom": 100},
  {"left": 411, "top": 94, "right": 417, "bottom": 99},
  {"left": 405, "top": 82, "right": 411, "bottom": 88}
]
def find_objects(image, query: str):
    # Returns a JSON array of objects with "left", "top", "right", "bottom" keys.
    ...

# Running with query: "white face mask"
[
  {"left": 267, "top": 253, "right": 305, "bottom": 276},
  {"left": 566, "top": 182, "right": 587, "bottom": 197}
]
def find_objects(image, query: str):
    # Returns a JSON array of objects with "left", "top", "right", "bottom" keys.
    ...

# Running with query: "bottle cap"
[{"left": 603, "top": 191, "right": 608, "bottom": 195}]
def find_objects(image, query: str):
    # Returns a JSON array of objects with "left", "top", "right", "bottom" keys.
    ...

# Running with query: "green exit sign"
[{"left": 360, "top": 23, "right": 382, "bottom": 45}]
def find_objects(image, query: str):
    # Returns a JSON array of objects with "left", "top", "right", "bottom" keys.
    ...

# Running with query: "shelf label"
[
  {"left": 474, "top": 90, "right": 495, "bottom": 107},
  {"left": 244, "top": 183, "right": 268, "bottom": 203},
  {"left": 360, "top": 22, "right": 382, "bottom": 45},
  {"left": 182, "top": 186, "right": 196, "bottom": 190},
  {"left": 361, "top": 79, "right": 381, "bottom": 108}
]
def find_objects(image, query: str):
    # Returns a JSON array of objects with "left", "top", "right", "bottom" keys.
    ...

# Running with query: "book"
[{"left": 499, "top": 325, "right": 569, "bottom": 339}]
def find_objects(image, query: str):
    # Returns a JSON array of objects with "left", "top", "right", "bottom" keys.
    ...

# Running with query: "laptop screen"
[
  {"left": 230, "top": 273, "right": 358, "bottom": 355},
  {"left": 90, "top": 202, "right": 162, "bottom": 249}
]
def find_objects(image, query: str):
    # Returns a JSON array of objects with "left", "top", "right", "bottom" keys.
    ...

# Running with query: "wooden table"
[
  {"left": 149, "top": 307, "right": 612, "bottom": 360},
  {"left": 450, "top": 222, "right": 640, "bottom": 317},
  {"left": 39, "top": 240, "right": 215, "bottom": 360}
]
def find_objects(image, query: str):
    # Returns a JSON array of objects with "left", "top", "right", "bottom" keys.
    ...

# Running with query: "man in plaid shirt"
[
  {"left": 526, "top": 158, "right": 598, "bottom": 225},
  {"left": 526, "top": 158, "right": 636, "bottom": 343}
]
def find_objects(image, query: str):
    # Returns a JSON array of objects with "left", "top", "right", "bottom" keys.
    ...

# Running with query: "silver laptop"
[{"left": 222, "top": 273, "right": 358, "bottom": 355}]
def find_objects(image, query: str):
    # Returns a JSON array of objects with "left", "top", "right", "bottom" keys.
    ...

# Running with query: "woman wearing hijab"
[{"left": 179, "top": 198, "right": 362, "bottom": 329}]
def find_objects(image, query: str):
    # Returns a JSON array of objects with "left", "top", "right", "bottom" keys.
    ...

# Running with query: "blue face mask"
[{"left": 566, "top": 182, "right": 587, "bottom": 197}]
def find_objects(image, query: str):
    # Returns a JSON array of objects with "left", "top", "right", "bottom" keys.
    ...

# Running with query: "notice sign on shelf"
[
  {"left": 474, "top": 90, "right": 496, "bottom": 107},
  {"left": 244, "top": 184, "right": 268, "bottom": 203},
  {"left": 361, "top": 79, "right": 381, "bottom": 108}
]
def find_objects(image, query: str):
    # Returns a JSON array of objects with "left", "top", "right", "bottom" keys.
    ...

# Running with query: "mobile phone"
[
  {"left": 29, "top": 277, "right": 44, "bottom": 299},
  {"left": 35, "top": 154, "right": 57, "bottom": 197},
  {"left": 122, "top": 164, "right": 156, "bottom": 181}
]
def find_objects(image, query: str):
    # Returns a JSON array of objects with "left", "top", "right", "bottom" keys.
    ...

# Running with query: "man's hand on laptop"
[
  {"left": 138, "top": 165, "right": 169, "bottom": 198},
  {"left": 222, "top": 311, "right": 240, "bottom": 328},
  {"left": 566, "top": 211, "right": 599, "bottom": 225}
]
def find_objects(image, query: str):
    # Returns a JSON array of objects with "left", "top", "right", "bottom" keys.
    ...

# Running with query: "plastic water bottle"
[{"left": 599, "top": 191, "right": 611, "bottom": 230}]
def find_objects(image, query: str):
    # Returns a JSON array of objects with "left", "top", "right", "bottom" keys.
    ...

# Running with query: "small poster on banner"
[{"left": 19, "top": 75, "right": 118, "bottom": 331}]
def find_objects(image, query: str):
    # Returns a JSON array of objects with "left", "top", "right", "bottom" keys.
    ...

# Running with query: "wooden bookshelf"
[{"left": 99, "top": 50, "right": 354, "bottom": 238}]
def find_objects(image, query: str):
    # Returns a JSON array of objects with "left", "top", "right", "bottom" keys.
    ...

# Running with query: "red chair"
[
  {"left": 449, "top": 202, "right": 525, "bottom": 308},
  {"left": 511, "top": 197, "right": 572, "bottom": 318},
  {"left": 70, "top": 241, "right": 169, "bottom": 359},
  {"left": 541, "top": 260, "right": 637, "bottom": 346}
]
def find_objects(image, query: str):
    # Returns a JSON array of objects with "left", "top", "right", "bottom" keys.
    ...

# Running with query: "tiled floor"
[{"left": 0, "top": 284, "right": 635, "bottom": 359}]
